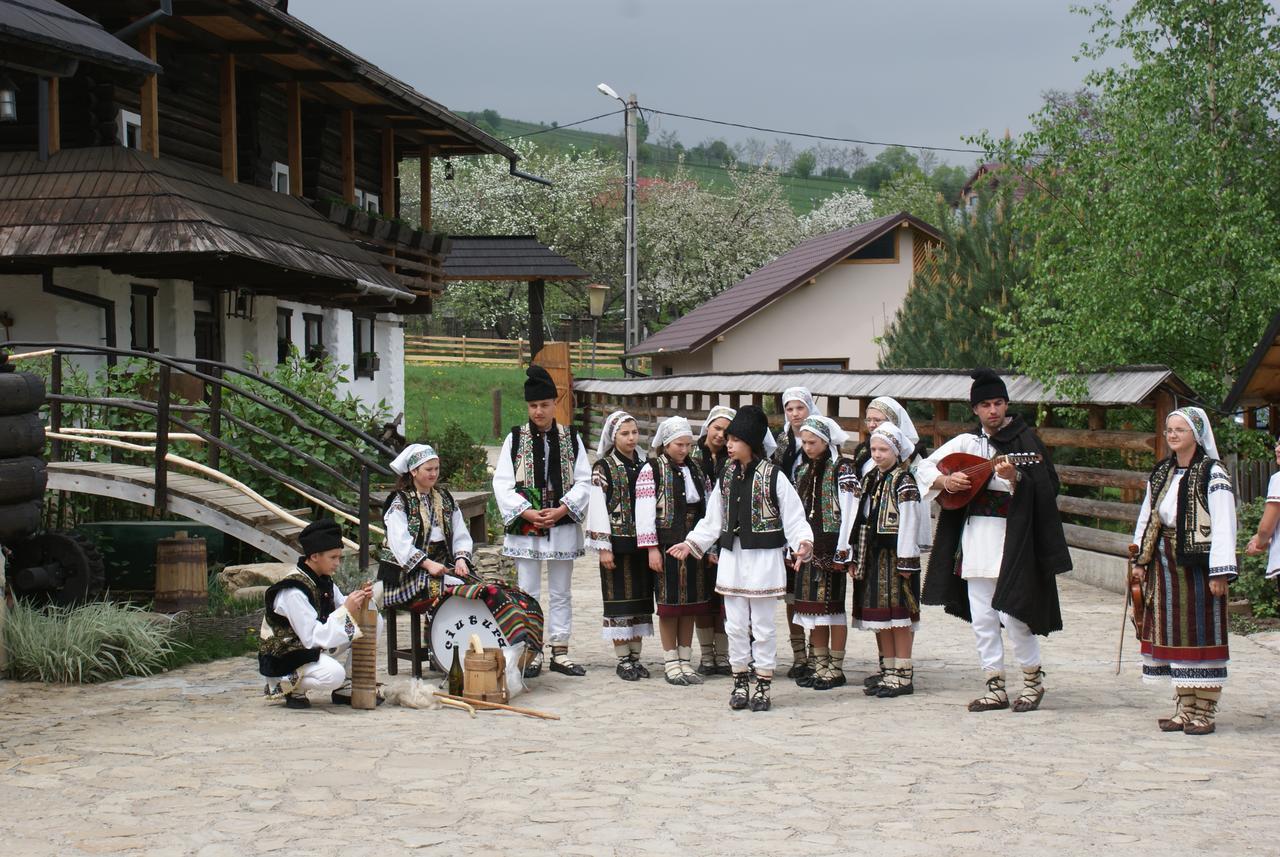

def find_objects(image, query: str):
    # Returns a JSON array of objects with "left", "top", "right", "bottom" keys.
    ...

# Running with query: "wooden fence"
[{"left": 405, "top": 334, "right": 626, "bottom": 368}]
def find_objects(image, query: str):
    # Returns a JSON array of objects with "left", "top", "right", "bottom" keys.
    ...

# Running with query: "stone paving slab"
[{"left": 2, "top": 561, "right": 1279, "bottom": 856}]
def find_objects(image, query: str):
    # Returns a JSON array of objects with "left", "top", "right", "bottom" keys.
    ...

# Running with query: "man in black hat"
[
  {"left": 259, "top": 519, "right": 374, "bottom": 709},
  {"left": 917, "top": 370, "right": 1071, "bottom": 713},
  {"left": 492, "top": 365, "right": 592, "bottom": 677}
]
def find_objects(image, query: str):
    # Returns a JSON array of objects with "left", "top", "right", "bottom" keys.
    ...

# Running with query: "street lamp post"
[
  {"left": 587, "top": 283, "right": 609, "bottom": 375},
  {"left": 598, "top": 83, "right": 639, "bottom": 355}
]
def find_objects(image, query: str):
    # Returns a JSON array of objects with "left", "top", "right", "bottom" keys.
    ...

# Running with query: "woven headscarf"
[
  {"left": 596, "top": 411, "right": 637, "bottom": 458},
  {"left": 781, "top": 387, "right": 823, "bottom": 437},
  {"left": 698, "top": 405, "right": 736, "bottom": 440},
  {"left": 390, "top": 443, "right": 438, "bottom": 475},
  {"left": 870, "top": 422, "right": 915, "bottom": 462},
  {"left": 798, "top": 415, "right": 849, "bottom": 461},
  {"left": 1169, "top": 406, "right": 1219, "bottom": 460},
  {"left": 867, "top": 396, "right": 920, "bottom": 446},
  {"left": 651, "top": 415, "right": 694, "bottom": 453}
]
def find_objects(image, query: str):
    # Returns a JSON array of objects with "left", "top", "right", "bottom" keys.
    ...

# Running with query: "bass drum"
[{"left": 428, "top": 594, "right": 510, "bottom": 673}]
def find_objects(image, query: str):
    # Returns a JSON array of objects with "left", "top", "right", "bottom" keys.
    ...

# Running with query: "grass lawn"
[{"left": 404, "top": 363, "right": 622, "bottom": 443}]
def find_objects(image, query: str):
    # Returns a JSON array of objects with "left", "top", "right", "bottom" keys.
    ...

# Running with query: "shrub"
[
  {"left": 426, "top": 419, "right": 489, "bottom": 489},
  {"left": 1234, "top": 498, "right": 1280, "bottom": 618},
  {"left": 5, "top": 601, "right": 179, "bottom": 683}
]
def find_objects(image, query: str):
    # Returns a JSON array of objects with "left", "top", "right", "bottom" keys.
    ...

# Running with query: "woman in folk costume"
[
  {"left": 636, "top": 416, "right": 714, "bottom": 686},
  {"left": 374, "top": 443, "right": 474, "bottom": 612},
  {"left": 792, "top": 416, "right": 859, "bottom": 690},
  {"left": 493, "top": 365, "right": 593, "bottom": 678},
  {"left": 852, "top": 422, "right": 926, "bottom": 698},
  {"left": 1131, "top": 407, "right": 1237, "bottom": 735},
  {"left": 670, "top": 406, "right": 814, "bottom": 712},
  {"left": 852, "top": 397, "right": 932, "bottom": 689},
  {"left": 1244, "top": 436, "right": 1280, "bottom": 588},
  {"left": 585, "top": 411, "right": 655, "bottom": 682},
  {"left": 776, "top": 387, "right": 821, "bottom": 683},
  {"left": 689, "top": 405, "right": 736, "bottom": 676}
]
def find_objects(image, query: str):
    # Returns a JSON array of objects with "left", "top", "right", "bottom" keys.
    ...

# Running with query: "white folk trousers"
[
  {"left": 295, "top": 651, "right": 349, "bottom": 693},
  {"left": 723, "top": 594, "right": 778, "bottom": 674},
  {"left": 516, "top": 558, "right": 574, "bottom": 646},
  {"left": 967, "top": 577, "right": 1041, "bottom": 672}
]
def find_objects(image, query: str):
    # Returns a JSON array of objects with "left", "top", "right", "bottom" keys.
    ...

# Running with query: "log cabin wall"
[
  {"left": 303, "top": 109, "right": 382, "bottom": 203},
  {"left": 155, "top": 42, "right": 222, "bottom": 174},
  {"left": 235, "top": 70, "right": 288, "bottom": 190}
]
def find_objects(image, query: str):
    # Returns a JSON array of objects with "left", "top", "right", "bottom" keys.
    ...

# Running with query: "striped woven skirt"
[
  {"left": 655, "top": 541, "right": 715, "bottom": 618},
  {"left": 854, "top": 543, "right": 920, "bottom": 630},
  {"left": 793, "top": 534, "right": 846, "bottom": 628},
  {"left": 599, "top": 550, "right": 654, "bottom": 641},
  {"left": 378, "top": 542, "right": 450, "bottom": 610},
  {"left": 1140, "top": 532, "right": 1229, "bottom": 687}
]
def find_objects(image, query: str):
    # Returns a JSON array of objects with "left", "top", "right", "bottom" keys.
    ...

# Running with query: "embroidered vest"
[
  {"left": 853, "top": 465, "right": 919, "bottom": 569},
  {"left": 653, "top": 453, "right": 705, "bottom": 545},
  {"left": 593, "top": 450, "right": 642, "bottom": 552},
  {"left": 691, "top": 442, "right": 728, "bottom": 495},
  {"left": 510, "top": 421, "right": 579, "bottom": 525},
  {"left": 795, "top": 455, "right": 856, "bottom": 537},
  {"left": 718, "top": 458, "right": 784, "bottom": 550},
  {"left": 259, "top": 565, "right": 331, "bottom": 676},
  {"left": 378, "top": 488, "right": 459, "bottom": 566},
  {"left": 1138, "top": 455, "right": 1224, "bottom": 567},
  {"left": 773, "top": 430, "right": 802, "bottom": 484}
]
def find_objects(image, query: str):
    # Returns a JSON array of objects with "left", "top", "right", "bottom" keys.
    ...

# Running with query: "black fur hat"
[
  {"left": 299, "top": 518, "right": 343, "bottom": 556},
  {"left": 969, "top": 368, "right": 1009, "bottom": 405},
  {"left": 726, "top": 405, "right": 770, "bottom": 453},
  {"left": 524, "top": 364, "right": 558, "bottom": 402}
]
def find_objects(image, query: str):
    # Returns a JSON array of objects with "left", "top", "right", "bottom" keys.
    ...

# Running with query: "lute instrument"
[{"left": 935, "top": 451, "right": 1043, "bottom": 510}]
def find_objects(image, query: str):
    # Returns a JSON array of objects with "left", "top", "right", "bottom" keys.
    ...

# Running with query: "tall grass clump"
[{"left": 5, "top": 601, "right": 179, "bottom": 683}]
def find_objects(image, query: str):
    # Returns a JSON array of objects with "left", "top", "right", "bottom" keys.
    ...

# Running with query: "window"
[
  {"left": 117, "top": 110, "right": 142, "bottom": 150},
  {"left": 130, "top": 285, "right": 157, "bottom": 352},
  {"left": 354, "top": 190, "right": 380, "bottom": 214},
  {"left": 778, "top": 358, "right": 848, "bottom": 372},
  {"left": 271, "top": 161, "right": 290, "bottom": 194},
  {"left": 276, "top": 308, "right": 293, "bottom": 363},
  {"left": 844, "top": 231, "right": 897, "bottom": 262},
  {"left": 303, "top": 313, "right": 324, "bottom": 363},
  {"left": 353, "top": 314, "right": 378, "bottom": 378}
]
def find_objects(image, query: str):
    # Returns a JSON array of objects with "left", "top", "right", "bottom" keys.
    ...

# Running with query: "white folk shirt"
[
  {"left": 915, "top": 428, "right": 1015, "bottom": 579},
  {"left": 1267, "top": 472, "right": 1280, "bottom": 579},
  {"left": 492, "top": 429, "right": 592, "bottom": 561},
  {"left": 271, "top": 580, "right": 361, "bottom": 658},
  {"left": 1131, "top": 464, "right": 1238, "bottom": 578},
  {"left": 683, "top": 464, "right": 814, "bottom": 598},
  {"left": 383, "top": 495, "right": 474, "bottom": 571},
  {"left": 634, "top": 461, "right": 702, "bottom": 548}
]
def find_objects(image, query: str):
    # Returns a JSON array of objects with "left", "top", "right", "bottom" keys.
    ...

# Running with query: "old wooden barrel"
[{"left": 154, "top": 531, "right": 208, "bottom": 613}]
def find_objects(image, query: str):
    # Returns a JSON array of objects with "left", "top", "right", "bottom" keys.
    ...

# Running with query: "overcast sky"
[{"left": 291, "top": 0, "right": 1112, "bottom": 166}]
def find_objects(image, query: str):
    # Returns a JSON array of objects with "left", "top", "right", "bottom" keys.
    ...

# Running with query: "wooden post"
[
  {"left": 154, "top": 365, "right": 171, "bottom": 511},
  {"left": 1087, "top": 405, "right": 1106, "bottom": 432},
  {"left": 529, "top": 279, "right": 546, "bottom": 359},
  {"left": 139, "top": 27, "right": 159, "bottom": 157},
  {"left": 358, "top": 465, "right": 370, "bottom": 573},
  {"left": 419, "top": 148, "right": 432, "bottom": 231},
  {"left": 47, "top": 77, "right": 60, "bottom": 156},
  {"left": 492, "top": 388, "right": 502, "bottom": 439},
  {"left": 1243, "top": 408, "right": 1258, "bottom": 430},
  {"left": 50, "top": 354, "right": 63, "bottom": 462},
  {"left": 932, "top": 401, "right": 947, "bottom": 450},
  {"left": 0, "top": 548, "right": 7, "bottom": 673},
  {"left": 381, "top": 128, "right": 396, "bottom": 220},
  {"left": 209, "top": 377, "right": 222, "bottom": 472},
  {"left": 1270, "top": 405, "right": 1279, "bottom": 437},
  {"left": 858, "top": 397, "right": 873, "bottom": 442},
  {"left": 341, "top": 109, "right": 356, "bottom": 204},
  {"left": 1153, "top": 389, "right": 1173, "bottom": 460},
  {"left": 286, "top": 82, "right": 302, "bottom": 196},
  {"left": 219, "top": 55, "right": 237, "bottom": 182}
]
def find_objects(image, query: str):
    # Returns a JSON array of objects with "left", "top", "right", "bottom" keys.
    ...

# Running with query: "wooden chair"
[{"left": 384, "top": 605, "right": 434, "bottom": 678}]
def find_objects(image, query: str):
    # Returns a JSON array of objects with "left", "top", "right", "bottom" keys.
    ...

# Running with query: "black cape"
[{"left": 921, "top": 414, "right": 1072, "bottom": 636}]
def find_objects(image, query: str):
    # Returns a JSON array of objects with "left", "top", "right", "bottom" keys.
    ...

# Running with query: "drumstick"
[
  {"left": 433, "top": 691, "right": 560, "bottom": 721},
  {"left": 439, "top": 697, "right": 476, "bottom": 717}
]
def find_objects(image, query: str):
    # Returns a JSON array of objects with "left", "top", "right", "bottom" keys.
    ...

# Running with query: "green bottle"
[{"left": 448, "top": 645, "right": 464, "bottom": 696}]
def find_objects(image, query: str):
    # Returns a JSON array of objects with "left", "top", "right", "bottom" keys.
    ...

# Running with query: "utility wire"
[{"left": 499, "top": 109, "right": 624, "bottom": 141}]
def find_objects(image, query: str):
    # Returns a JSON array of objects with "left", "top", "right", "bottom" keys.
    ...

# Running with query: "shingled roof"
[
  {"left": 0, "top": 146, "right": 411, "bottom": 300},
  {"left": 444, "top": 236, "right": 590, "bottom": 282},
  {"left": 0, "top": 0, "right": 161, "bottom": 75},
  {"left": 627, "top": 212, "right": 942, "bottom": 357}
]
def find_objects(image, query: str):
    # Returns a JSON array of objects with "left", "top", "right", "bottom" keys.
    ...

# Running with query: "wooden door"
[{"left": 534, "top": 342, "right": 575, "bottom": 427}]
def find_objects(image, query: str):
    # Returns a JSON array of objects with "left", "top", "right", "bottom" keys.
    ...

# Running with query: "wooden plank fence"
[{"left": 404, "top": 334, "right": 627, "bottom": 368}]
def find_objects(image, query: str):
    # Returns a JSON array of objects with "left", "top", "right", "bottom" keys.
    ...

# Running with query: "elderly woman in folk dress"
[
  {"left": 585, "top": 411, "right": 655, "bottom": 682},
  {"left": 689, "top": 405, "right": 736, "bottom": 675},
  {"left": 1131, "top": 407, "right": 1237, "bottom": 735},
  {"left": 374, "top": 443, "right": 475, "bottom": 613}
]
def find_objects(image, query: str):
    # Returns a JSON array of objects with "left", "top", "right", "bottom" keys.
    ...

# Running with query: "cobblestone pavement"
[{"left": 2, "top": 563, "right": 1278, "bottom": 857}]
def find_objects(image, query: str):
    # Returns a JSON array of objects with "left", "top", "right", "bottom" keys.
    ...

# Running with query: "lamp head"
[
  {"left": 596, "top": 82, "right": 620, "bottom": 101},
  {"left": 587, "top": 283, "right": 609, "bottom": 318}
]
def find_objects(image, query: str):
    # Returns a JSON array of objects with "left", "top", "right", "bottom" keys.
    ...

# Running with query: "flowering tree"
[{"left": 799, "top": 188, "right": 875, "bottom": 237}]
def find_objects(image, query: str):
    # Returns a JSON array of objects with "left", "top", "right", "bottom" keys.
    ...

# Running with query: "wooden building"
[{"left": 0, "top": 0, "right": 519, "bottom": 417}]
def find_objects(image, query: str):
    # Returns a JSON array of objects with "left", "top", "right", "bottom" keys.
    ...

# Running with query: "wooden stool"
[{"left": 383, "top": 606, "right": 434, "bottom": 678}]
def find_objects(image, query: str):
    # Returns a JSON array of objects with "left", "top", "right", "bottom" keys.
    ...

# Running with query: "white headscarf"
[
  {"left": 651, "top": 415, "right": 694, "bottom": 454},
  {"left": 390, "top": 443, "right": 438, "bottom": 475},
  {"left": 782, "top": 387, "right": 823, "bottom": 437},
  {"left": 870, "top": 422, "right": 915, "bottom": 462},
  {"left": 867, "top": 396, "right": 920, "bottom": 447},
  {"left": 597, "top": 410, "right": 637, "bottom": 458},
  {"left": 698, "top": 405, "right": 736, "bottom": 440},
  {"left": 1169, "top": 406, "right": 1219, "bottom": 461},
  {"left": 798, "top": 415, "right": 849, "bottom": 460}
]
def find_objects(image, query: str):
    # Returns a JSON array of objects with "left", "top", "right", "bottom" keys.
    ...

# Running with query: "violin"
[
  {"left": 935, "top": 451, "right": 1043, "bottom": 511},
  {"left": 1127, "top": 543, "right": 1144, "bottom": 636}
]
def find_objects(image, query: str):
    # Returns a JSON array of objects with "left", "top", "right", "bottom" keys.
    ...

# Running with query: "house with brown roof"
[
  {"left": 0, "top": 0, "right": 520, "bottom": 417},
  {"left": 628, "top": 212, "right": 943, "bottom": 375}
]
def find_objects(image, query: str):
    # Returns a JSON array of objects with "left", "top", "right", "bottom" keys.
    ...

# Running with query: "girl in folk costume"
[
  {"left": 776, "top": 387, "right": 820, "bottom": 683},
  {"left": 690, "top": 405, "right": 735, "bottom": 676},
  {"left": 1131, "top": 407, "right": 1238, "bottom": 735},
  {"left": 852, "top": 397, "right": 931, "bottom": 689},
  {"left": 793, "top": 416, "right": 859, "bottom": 690},
  {"left": 1244, "top": 437, "right": 1280, "bottom": 590},
  {"left": 585, "top": 412, "right": 655, "bottom": 682},
  {"left": 637, "top": 416, "right": 713, "bottom": 686},
  {"left": 852, "top": 422, "right": 926, "bottom": 698},
  {"left": 670, "top": 406, "right": 814, "bottom": 712},
  {"left": 493, "top": 365, "right": 593, "bottom": 678},
  {"left": 374, "top": 444, "right": 474, "bottom": 612}
]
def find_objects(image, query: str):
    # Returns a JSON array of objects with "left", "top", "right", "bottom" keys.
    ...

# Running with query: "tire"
[
  {"left": 0, "top": 498, "right": 42, "bottom": 543},
  {"left": 0, "top": 456, "right": 46, "bottom": 503},
  {"left": 0, "top": 372, "right": 45, "bottom": 416},
  {"left": 0, "top": 413, "right": 45, "bottom": 457},
  {"left": 9, "top": 530, "right": 106, "bottom": 605}
]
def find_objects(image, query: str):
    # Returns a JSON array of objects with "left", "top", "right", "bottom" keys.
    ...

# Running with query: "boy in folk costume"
[
  {"left": 1132, "top": 407, "right": 1237, "bottom": 734},
  {"left": 690, "top": 405, "right": 735, "bottom": 675},
  {"left": 852, "top": 422, "right": 926, "bottom": 698},
  {"left": 259, "top": 519, "right": 374, "bottom": 709},
  {"left": 775, "top": 387, "right": 819, "bottom": 683},
  {"left": 637, "top": 416, "right": 713, "bottom": 686},
  {"left": 793, "top": 416, "right": 859, "bottom": 690},
  {"left": 918, "top": 370, "right": 1072, "bottom": 713},
  {"left": 670, "top": 406, "right": 814, "bottom": 712},
  {"left": 493, "top": 365, "right": 592, "bottom": 677},
  {"left": 585, "top": 411, "right": 655, "bottom": 682}
]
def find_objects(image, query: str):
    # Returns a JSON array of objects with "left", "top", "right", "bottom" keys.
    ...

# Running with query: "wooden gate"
[{"left": 534, "top": 342, "right": 575, "bottom": 427}]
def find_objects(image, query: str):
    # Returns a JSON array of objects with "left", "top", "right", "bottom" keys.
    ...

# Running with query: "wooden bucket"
[
  {"left": 154, "top": 530, "right": 208, "bottom": 613},
  {"left": 463, "top": 647, "right": 508, "bottom": 704}
]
